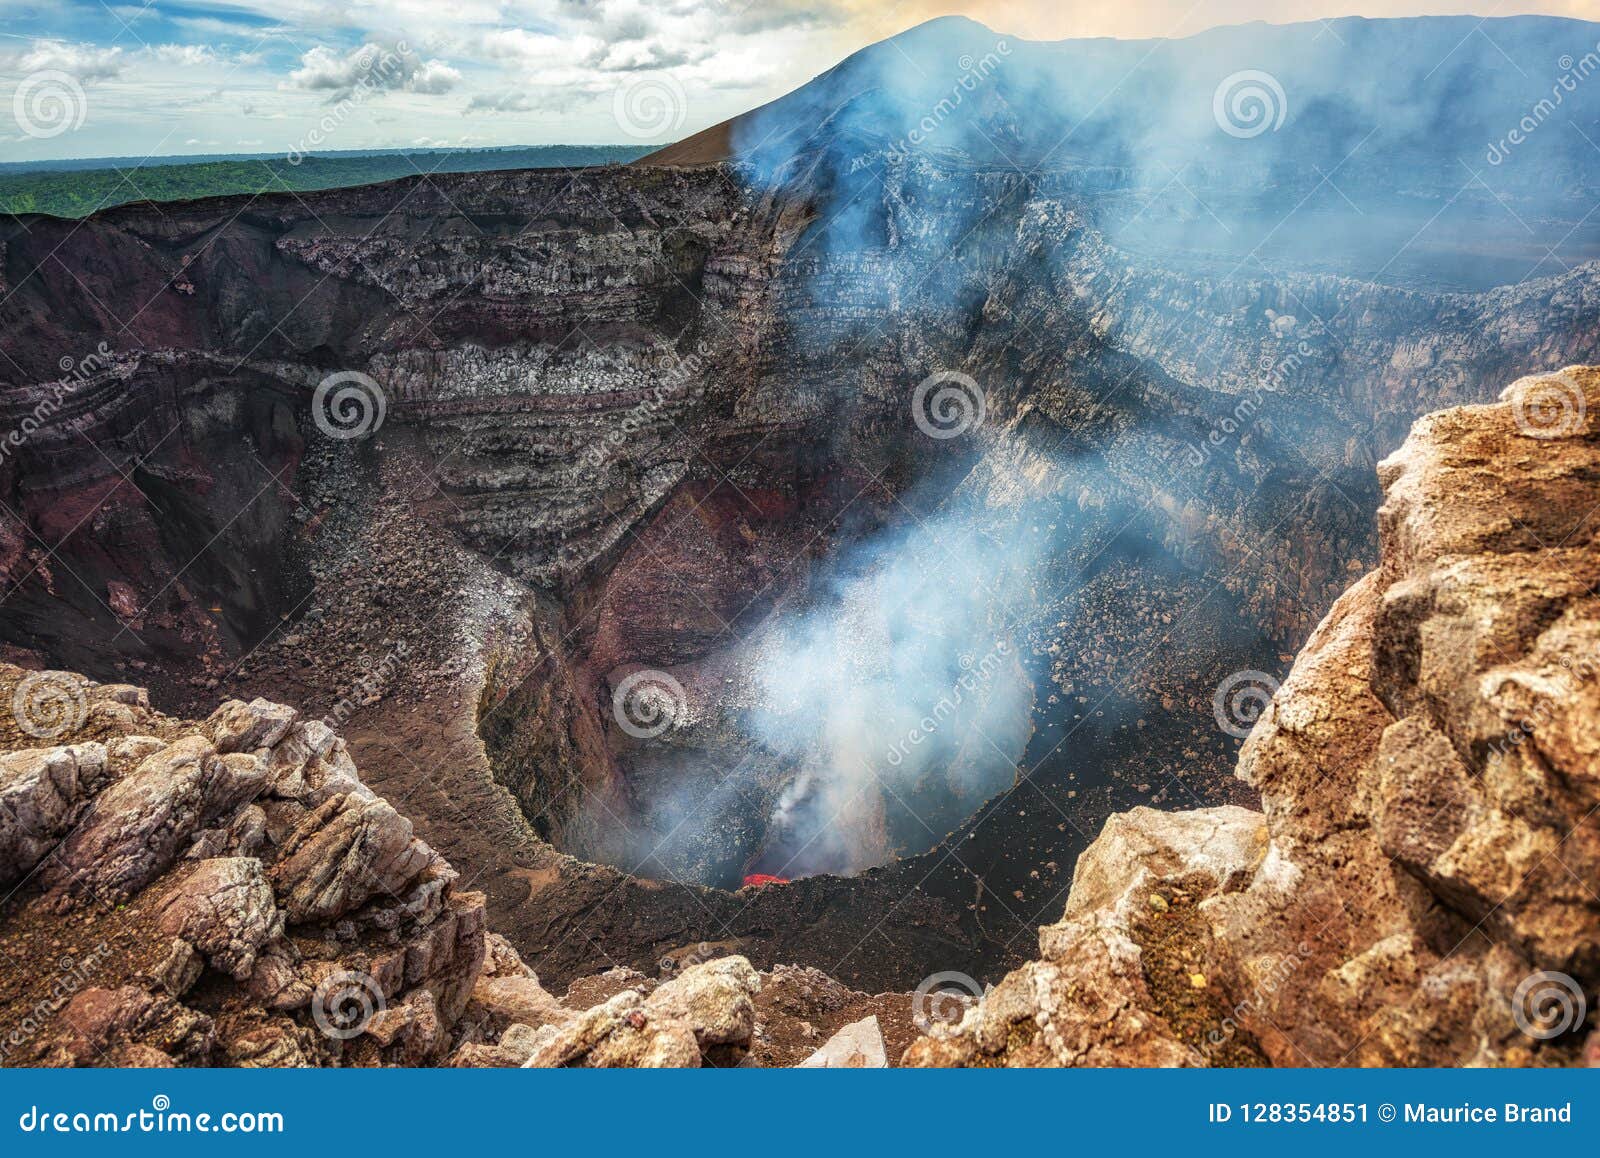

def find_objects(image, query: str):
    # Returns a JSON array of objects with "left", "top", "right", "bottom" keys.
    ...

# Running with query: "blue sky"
[
  {"left": 2, "top": 0, "right": 1592, "bottom": 162},
  {"left": 0, "top": 0, "right": 851, "bottom": 161}
]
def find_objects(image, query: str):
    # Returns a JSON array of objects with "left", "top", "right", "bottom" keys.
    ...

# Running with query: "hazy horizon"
[{"left": 2, "top": 2, "right": 1598, "bottom": 164}]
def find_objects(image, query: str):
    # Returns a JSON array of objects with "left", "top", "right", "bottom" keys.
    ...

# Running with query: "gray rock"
[
  {"left": 0, "top": 743, "right": 107, "bottom": 884},
  {"left": 797, "top": 1015, "right": 888, "bottom": 1068}
]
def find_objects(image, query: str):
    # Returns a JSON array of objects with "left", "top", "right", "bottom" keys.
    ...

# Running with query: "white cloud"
[
  {"left": 465, "top": 91, "right": 535, "bottom": 113},
  {"left": 410, "top": 59, "right": 462, "bottom": 94},
  {"left": 16, "top": 42, "right": 127, "bottom": 82},
  {"left": 284, "top": 42, "right": 461, "bottom": 98},
  {"left": 152, "top": 45, "right": 218, "bottom": 67}
]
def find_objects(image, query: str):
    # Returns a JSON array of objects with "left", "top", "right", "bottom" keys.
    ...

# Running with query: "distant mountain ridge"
[
  {"left": 649, "top": 13, "right": 1600, "bottom": 198},
  {"left": 647, "top": 14, "right": 1600, "bottom": 289}
]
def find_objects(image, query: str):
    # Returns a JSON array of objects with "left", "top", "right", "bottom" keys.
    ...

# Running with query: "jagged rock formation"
[
  {"left": 2, "top": 376, "right": 1596, "bottom": 1068},
  {"left": 0, "top": 666, "right": 488, "bottom": 1066},
  {"left": 8, "top": 14, "right": 1600, "bottom": 983},
  {"left": 905, "top": 367, "right": 1600, "bottom": 1066},
  {"left": 0, "top": 666, "right": 927, "bottom": 1067}
]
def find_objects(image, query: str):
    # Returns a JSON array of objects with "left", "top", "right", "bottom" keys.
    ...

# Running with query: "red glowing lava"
[{"left": 742, "top": 873, "right": 789, "bottom": 889}]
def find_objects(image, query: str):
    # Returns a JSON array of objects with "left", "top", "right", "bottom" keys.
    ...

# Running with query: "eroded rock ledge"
[
  {"left": 905, "top": 366, "right": 1600, "bottom": 1067},
  {"left": 0, "top": 668, "right": 916, "bottom": 1067}
]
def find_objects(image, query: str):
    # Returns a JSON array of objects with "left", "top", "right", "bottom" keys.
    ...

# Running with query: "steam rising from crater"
[
  {"left": 739, "top": 504, "right": 1046, "bottom": 878},
  {"left": 581, "top": 14, "right": 1600, "bottom": 888},
  {"left": 733, "top": 14, "right": 1600, "bottom": 292},
  {"left": 589, "top": 474, "right": 1065, "bottom": 887}
]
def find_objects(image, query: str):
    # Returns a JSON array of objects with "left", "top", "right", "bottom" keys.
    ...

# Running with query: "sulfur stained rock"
[
  {"left": 643, "top": 955, "right": 759, "bottom": 1048},
  {"left": 523, "top": 990, "right": 689, "bottom": 1068}
]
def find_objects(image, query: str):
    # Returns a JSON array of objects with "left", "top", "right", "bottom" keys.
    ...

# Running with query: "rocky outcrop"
[
  {"left": 0, "top": 667, "right": 921, "bottom": 1068},
  {"left": 0, "top": 668, "right": 487, "bottom": 1067},
  {"left": 4, "top": 125, "right": 1598, "bottom": 988},
  {"left": 906, "top": 367, "right": 1600, "bottom": 1067}
]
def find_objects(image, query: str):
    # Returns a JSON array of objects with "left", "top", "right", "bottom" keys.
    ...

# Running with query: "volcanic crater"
[{"left": 7, "top": 15, "right": 1600, "bottom": 998}]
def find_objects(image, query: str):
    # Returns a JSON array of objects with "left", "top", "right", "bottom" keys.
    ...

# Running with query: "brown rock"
[
  {"left": 156, "top": 858, "right": 281, "bottom": 980},
  {"left": 43, "top": 736, "right": 267, "bottom": 901},
  {"left": 267, "top": 793, "right": 440, "bottom": 924}
]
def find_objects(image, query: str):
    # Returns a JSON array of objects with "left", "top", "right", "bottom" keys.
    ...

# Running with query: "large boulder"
[
  {"left": 43, "top": 736, "right": 267, "bottom": 901},
  {"left": 906, "top": 366, "right": 1600, "bottom": 1068},
  {"left": 267, "top": 793, "right": 441, "bottom": 924}
]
